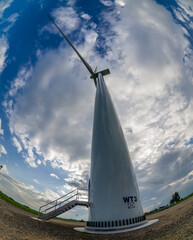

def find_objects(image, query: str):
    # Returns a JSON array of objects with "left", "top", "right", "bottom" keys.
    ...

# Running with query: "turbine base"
[{"left": 74, "top": 219, "right": 158, "bottom": 234}]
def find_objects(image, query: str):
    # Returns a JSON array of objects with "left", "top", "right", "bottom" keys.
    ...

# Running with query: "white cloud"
[
  {"left": 37, "top": 159, "right": 41, "bottom": 165},
  {"left": 8, "top": 66, "right": 32, "bottom": 97},
  {"left": 57, "top": 189, "right": 67, "bottom": 195},
  {"left": 0, "top": 0, "right": 13, "bottom": 18},
  {"left": 100, "top": 0, "right": 113, "bottom": 7},
  {"left": 5, "top": 44, "right": 94, "bottom": 186},
  {"left": 0, "top": 144, "right": 7, "bottom": 157},
  {"left": 177, "top": 0, "right": 193, "bottom": 18},
  {"left": 39, "top": 188, "right": 60, "bottom": 202},
  {"left": 52, "top": 7, "right": 79, "bottom": 32},
  {"left": 84, "top": 30, "right": 98, "bottom": 44},
  {"left": 50, "top": 173, "right": 60, "bottom": 179},
  {"left": 0, "top": 118, "right": 4, "bottom": 135},
  {"left": 66, "top": 0, "right": 76, "bottom": 7},
  {"left": 44, "top": 7, "right": 80, "bottom": 35},
  {"left": 81, "top": 13, "right": 91, "bottom": 20},
  {"left": 161, "top": 170, "right": 193, "bottom": 191},
  {"left": 151, "top": 197, "right": 156, "bottom": 201},
  {"left": 24, "top": 154, "right": 37, "bottom": 168},
  {"left": 33, "top": 179, "right": 40, "bottom": 184},
  {"left": 12, "top": 136, "right": 22, "bottom": 153},
  {"left": 3, "top": 12, "right": 19, "bottom": 32},
  {"left": 7, "top": 12, "right": 19, "bottom": 22},
  {"left": 104, "top": 1, "right": 187, "bottom": 98},
  {"left": 173, "top": 0, "right": 193, "bottom": 35},
  {"left": 0, "top": 164, "right": 9, "bottom": 175},
  {"left": 0, "top": 173, "right": 60, "bottom": 210},
  {"left": 115, "top": 0, "right": 125, "bottom": 7},
  {"left": 0, "top": 35, "right": 9, "bottom": 73}
]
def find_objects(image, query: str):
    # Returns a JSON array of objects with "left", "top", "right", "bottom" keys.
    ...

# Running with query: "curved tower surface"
[{"left": 86, "top": 73, "right": 146, "bottom": 231}]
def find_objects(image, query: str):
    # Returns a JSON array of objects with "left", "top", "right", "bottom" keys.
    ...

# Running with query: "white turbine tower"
[{"left": 48, "top": 15, "right": 158, "bottom": 234}]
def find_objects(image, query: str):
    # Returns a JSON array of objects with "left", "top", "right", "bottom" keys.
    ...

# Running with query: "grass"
[
  {"left": 180, "top": 192, "right": 193, "bottom": 202},
  {"left": 0, "top": 191, "right": 84, "bottom": 222},
  {"left": 55, "top": 217, "right": 85, "bottom": 222},
  {"left": 0, "top": 191, "right": 39, "bottom": 215},
  {"left": 146, "top": 192, "right": 193, "bottom": 216}
]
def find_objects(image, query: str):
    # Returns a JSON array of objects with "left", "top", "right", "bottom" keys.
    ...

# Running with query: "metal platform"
[{"left": 38, "top": 189, "right": 88, "bottom": 221}]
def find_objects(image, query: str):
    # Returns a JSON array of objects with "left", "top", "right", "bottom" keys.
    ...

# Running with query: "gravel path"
[{"left": 0, "top": 196, "right": 193, "bottom": 240}]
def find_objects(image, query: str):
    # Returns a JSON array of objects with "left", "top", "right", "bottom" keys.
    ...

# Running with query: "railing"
[{"left": 38, "top": 188, "right": 88, "bottom": 217}]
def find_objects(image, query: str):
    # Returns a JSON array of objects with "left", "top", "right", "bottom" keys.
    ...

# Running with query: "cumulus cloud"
[
  {"left": 5, "top": 44, "right": 95, "bottom": 181},
  {"left": 50, "top": 173, "right": 60, "bottom": 179},
  {"left": 81, "top": 13, "right": 91, "bottom": 20},
  {"left": 0, "top": 164, "right": 9, "bottom": 174},
  {"left": 100, "top": 0, "right": 113, "bottom": 7},
  {"left": 115, "top": 0, "right": 125, "bottom": 7},
  {"left": 43, "top": 7, "right": 80, "bottom": 35},
  {"left": 151, "top": 197, "right": 156, "bottom": 201},
  {"left": 161, "top": 169, "right": 193, "bottom": 191},
  {"left": 104, "top": 0, "right": 187, "bottom": 96},
  {"left": 0, "top": 120, "right": 6, "bottom": 158},
  {"left": 0, "top": 144, "right": 7, "bottom": 157},
  {"left": 6, "top": 12, "right": 19, "bottom": 22},
  {"left": 8, "top": 66, "right": 32, "bottom": 98},
  {"left": 0, "top": 118, "right": 4, "bottom": 135},
  {"left": 33, "top": 179, "right": 40, "bottom": 184},
  {"left": 177, "top": 0, "right": 193, "bottom": 18},
  {"left": 52, "top": 7, "right": 79, "bottom": 32},
  {"left": 0, "top": 0, "right": 13, "bottom": 18},
  {"left": 3, "top": 12, "right": 20, "bottom": 32},
  {"left": 12, "top": 136, "right": 22, "bottom": 152},
  {"left": 0, "top": 172, "right": 57, "bottom": 209},
  {"left": 0, "top": 35, "right": 8, "bottom": 73},
  {"left": 0, "top": 3, "right": 18, "bottom": 71}
]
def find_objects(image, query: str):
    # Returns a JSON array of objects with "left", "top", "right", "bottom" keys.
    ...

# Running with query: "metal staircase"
[{"left": 38, "top": 189, "right": 89, "bottom": 221}]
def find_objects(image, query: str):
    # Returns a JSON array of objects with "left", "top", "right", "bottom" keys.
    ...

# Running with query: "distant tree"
[{"left": 170, "top": 192, "right": 181, "bottom": 205}]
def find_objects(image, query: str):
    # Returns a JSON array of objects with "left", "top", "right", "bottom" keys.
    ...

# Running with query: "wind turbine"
[{"left": 48, "top": 15, "right": 158, "bottom": 234}]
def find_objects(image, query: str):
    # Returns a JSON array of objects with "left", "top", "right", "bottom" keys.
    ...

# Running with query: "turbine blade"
[
  {"left": 94, "top": 66, "right": 97, "bottom": 73},
  {"left": 48, "top": 15, "right": 95, "bottom": 76}
]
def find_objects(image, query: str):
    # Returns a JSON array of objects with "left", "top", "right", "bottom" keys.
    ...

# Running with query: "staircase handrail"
[
  {"left": 38, "top": 188, "right": 89, "bottom": 217},
  {"left": 42, "top": 192, "right": 77, "bottom": 214},
  {"left": 38, "top": 188, "right": 78, "bottom": 216}
]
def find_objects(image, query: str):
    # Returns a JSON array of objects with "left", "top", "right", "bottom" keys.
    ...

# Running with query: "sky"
[{"left": 0, "top": 0, "right": 193, "bottom": 221}]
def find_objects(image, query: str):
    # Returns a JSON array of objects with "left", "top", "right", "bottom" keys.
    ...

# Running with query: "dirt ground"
[{"left": 0, "top": 196, "right": 193, "bottom": 240}]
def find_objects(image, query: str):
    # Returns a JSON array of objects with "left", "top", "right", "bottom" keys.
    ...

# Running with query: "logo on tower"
[{"left": 123, "top": 196, "right": 137, "bottom": 209}]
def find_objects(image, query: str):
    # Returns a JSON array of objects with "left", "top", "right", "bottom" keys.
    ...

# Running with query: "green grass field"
[
  {"left": 0, "top": 191, "right": 83, "bottom": 222},
  {"left": 0, "top": 191, "right": 39, "bottom": 215},
  {"left": 146, "top": 192, "right": 193, "bottom": 215}
]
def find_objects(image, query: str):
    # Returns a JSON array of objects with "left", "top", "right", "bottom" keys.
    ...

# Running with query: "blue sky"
[{"left": 0, "top": 0, "right": 193, "bottom": 221}]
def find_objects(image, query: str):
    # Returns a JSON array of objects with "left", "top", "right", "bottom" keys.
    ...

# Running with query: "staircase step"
[{"left": 38, "top": 200, "right": 89, "bottom": 221}]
